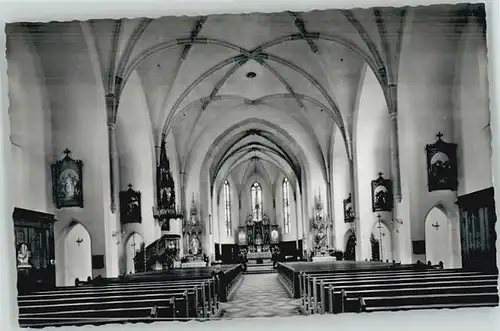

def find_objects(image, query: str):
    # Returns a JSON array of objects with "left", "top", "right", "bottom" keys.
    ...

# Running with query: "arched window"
[
  {"left": 251, "top": 181, "right": 263, "bottom": 222},
  {"left": 283, "top": 178, "right": 290, "bottom": 234},
  {"left": 224, "top": 180, "right": 231, "bottom": 236}
]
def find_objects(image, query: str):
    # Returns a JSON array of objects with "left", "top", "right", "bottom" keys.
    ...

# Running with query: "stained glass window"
[
  {"left": 283, "top": 178, "right": 290, "bottom": 234},
  {"left": 251, "top": 182, "right": 262, "bottom": 222},
  {"left": 224, "top": 180, "right": 231, "bottom": 236}
]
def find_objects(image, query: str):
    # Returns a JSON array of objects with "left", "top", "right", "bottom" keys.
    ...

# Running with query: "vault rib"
[
  {"left": 288, "top": 11, "right": 319, "bottom": 54},
  {"left": 180, "top": 16, "right": 207, "bottom": 60}
]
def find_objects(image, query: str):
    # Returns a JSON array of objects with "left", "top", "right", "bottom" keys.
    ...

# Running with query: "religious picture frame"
[
  {"left": 237, "top": 227, "right": 247, "bottom": 245},
  {"left": 270, "top": 224, "right": 280, "bottom": 244},
  {"left": 371, "top": 172, "right": 393, "bottom": 212},
  {"left": 51, "top": 149, "right": 84, "bottom": 209},
  {"left": 343, "top": 193, "right": 354, "bottom": 223},
  {"left": 425, "top": 132, "right": 458, "bottom": 192},
  {"left": 119, "top": 184, "right": 142, "bottom": 224}
]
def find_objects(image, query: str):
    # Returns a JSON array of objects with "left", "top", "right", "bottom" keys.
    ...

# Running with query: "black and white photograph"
[{"left": 4, "top": 1, "right": 499, "bottom": 329}]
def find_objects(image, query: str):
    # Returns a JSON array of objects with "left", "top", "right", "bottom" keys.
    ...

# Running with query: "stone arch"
[
  {"left": 190, "top": 113, "right": 327, "bottom": 248},
  {"left": 117, "top": 71, "right": 157, "bottom": 245},
  {"left": 354, "top": 63, "right": 391, "bottom": 261},
  {"left": 424, "top": 205, "right": 453, "bottom": 268},
  {"left": 124, "top": 232, "right": 144, "bottom": 274},
  {"left": 64, "top": 221, "right": 92, "bottom": 286},
  {"left": 343, "top": 228, "right": 356, "bottom": 261},
  {"left": 370, "top": 221, "right": 392, "bottom": 262}
]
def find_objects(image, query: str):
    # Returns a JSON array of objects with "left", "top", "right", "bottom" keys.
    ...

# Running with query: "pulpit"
[
  {"left": 134, "top": 234, "right": 180, "bottom": 271},
  {"left": 13, "top": 207, "right": 56, "bottom": 293}
]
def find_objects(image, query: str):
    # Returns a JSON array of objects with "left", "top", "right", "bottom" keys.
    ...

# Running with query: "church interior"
[{"left": 6, "top": 2, "right": 498, "bottom": 327}]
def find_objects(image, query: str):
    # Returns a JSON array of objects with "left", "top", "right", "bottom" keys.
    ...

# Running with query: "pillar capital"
[
  {"left": 389, "top": 111, "right": 398, "bottom": 121},
  {"left": 105, "top": 93, "right": 118, "bottom": 125},
  {"left": 386, "top": 83, "right": 398, "bottom": 114}
]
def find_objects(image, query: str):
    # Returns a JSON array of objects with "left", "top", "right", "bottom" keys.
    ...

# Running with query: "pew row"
[
  {"left": 277, "top": 262, "right": 499, "bottom": 315},
  {"left": 18, "top": 264, "right": 244, "bottom": 328}
]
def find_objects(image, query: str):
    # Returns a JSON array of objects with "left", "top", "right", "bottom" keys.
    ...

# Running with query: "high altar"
[{"left": 237, "top": 213, "right": 280, "bottom": 261}]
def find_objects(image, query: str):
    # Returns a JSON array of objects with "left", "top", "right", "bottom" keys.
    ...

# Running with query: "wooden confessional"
[
  {"left": 13, "top": 207, "right": 56, "bottom": 293},
  {"left": 457, "top": 187, "right": 497, "bottom": 272}
]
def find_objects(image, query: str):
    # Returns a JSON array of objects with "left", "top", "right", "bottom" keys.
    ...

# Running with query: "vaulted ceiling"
[{"left": 19, "top": 3, "right": 475, "bottom": 191}]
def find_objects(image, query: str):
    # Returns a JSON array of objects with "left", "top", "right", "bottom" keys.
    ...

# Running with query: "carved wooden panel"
[
  {"left": 13, "top": 207, "right": 56, "bottom": 293},
  {"left": 458, "top": 187, "right": 496, "bottom": 271}
]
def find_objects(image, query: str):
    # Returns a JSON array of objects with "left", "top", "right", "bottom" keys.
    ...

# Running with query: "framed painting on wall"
[
  {"left": 51, "top": 149, "right": 84, "bottom": 209},
  {"left": 343, "top": 193, "right": 354, "bottom": 223},
  {"left": 371, "top": 172, "right": 393, "bottom": 212},
  {"left": 425, "top": 132, "right": 458, "bottom": 192},
  {"left": 119, "top": 184, "right": 142, "bottom": 224}
]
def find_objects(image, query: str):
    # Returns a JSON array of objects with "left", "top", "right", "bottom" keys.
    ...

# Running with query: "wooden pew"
[
  {"left": 277, "top": 261, "right": 401, "bottom": 298},
  {"left": 278, "top": 262, "right": 498, "bottom": 315},
  {"left": 309, "top": 271, "right": 497, "bottom": 314},
  {"left": 18, "top": 264, "right": 244, "bottom": 328},
  {"left": 19, "top": 284, "right": 203, "bottom": 326},
  {"left": 308, "top": 270, "right": 497, "bottom": 314}
]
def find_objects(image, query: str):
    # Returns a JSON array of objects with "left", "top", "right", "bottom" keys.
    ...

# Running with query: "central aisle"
[{"left": 220, "top": 273, "right": 302, "bottom": 318}]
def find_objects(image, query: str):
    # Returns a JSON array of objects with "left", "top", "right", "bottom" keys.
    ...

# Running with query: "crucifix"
[
  {"left": 378, "top": 171, "right": 384, "bottom": 177},
  {"left": 432, "top": 222, "right": 440, "bottom": 230},
  {"left": 436, "top": 132, "right": 443, "bottom": 140},
  {"left": 63, "top": 148, "right": 72, "bottom": 157},
  {"left": 76, "top": 237, "right": 83, "bottom": 246}
]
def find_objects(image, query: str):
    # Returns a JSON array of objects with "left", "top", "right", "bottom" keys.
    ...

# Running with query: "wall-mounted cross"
[
  {"left": 436, "top": 132, "right": 443, "bottom": 140},
  {"left": 432, "top": 222, "right": 440, "bottom": 230},
  {"left": 76, "top": 237, "right": 83, "bottom": 246}
]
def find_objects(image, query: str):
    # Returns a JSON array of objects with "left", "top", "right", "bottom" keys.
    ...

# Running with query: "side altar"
[
  {"left": 237, "top": 213, "right": 280, "bottom": 263},
  {"left": 181, "top": 195, "right": 206, "bottom": 266}
]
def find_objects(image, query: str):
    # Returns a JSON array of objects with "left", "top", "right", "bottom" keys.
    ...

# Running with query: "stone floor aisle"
[{"left": 220, "top": 273, "right": 303, "bottom": 318}]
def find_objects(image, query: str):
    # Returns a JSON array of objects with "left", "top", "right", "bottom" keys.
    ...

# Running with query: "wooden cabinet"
[
  {"left": 13, "top": 207, "right": 56, "bottom": 293},
  {"left": 457, "top": 187, "right": 497, "bottom": 272}
]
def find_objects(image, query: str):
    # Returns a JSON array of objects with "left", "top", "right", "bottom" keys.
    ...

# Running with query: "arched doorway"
[
  {"left": 125, "top": 232, "right": 144, "bottom": 274},
  {"left": 64, "top": 222, "right": 92, "bottom": 286},
  {"left": 425, "top": 206, "right": 452, "bottom": 267},
  {"left": 370, "top": 221, "right": 392, "bottom": 262},
  {"left": 344, "top": 229, "right": 356, "bottom": 261}
]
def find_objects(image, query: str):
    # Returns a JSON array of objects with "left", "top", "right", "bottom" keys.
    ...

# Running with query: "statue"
[
  {"left": 17, "top": 243, "right": 31, "bottom": 268},
  {"left": 191, "top": 234, "right": 200, "bottom": 255}
]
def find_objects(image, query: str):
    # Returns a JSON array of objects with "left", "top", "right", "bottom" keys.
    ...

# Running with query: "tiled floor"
[{"left": 220, "top": 273, "right": 303, "bottom": 319}]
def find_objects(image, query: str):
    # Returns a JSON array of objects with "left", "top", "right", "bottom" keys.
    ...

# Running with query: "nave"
[
  {"left": 6, "top": 3, "right": 498, "bottom": 328},
  {"left": 17, "top": 259, "right": 499, "bottom": 327}
]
